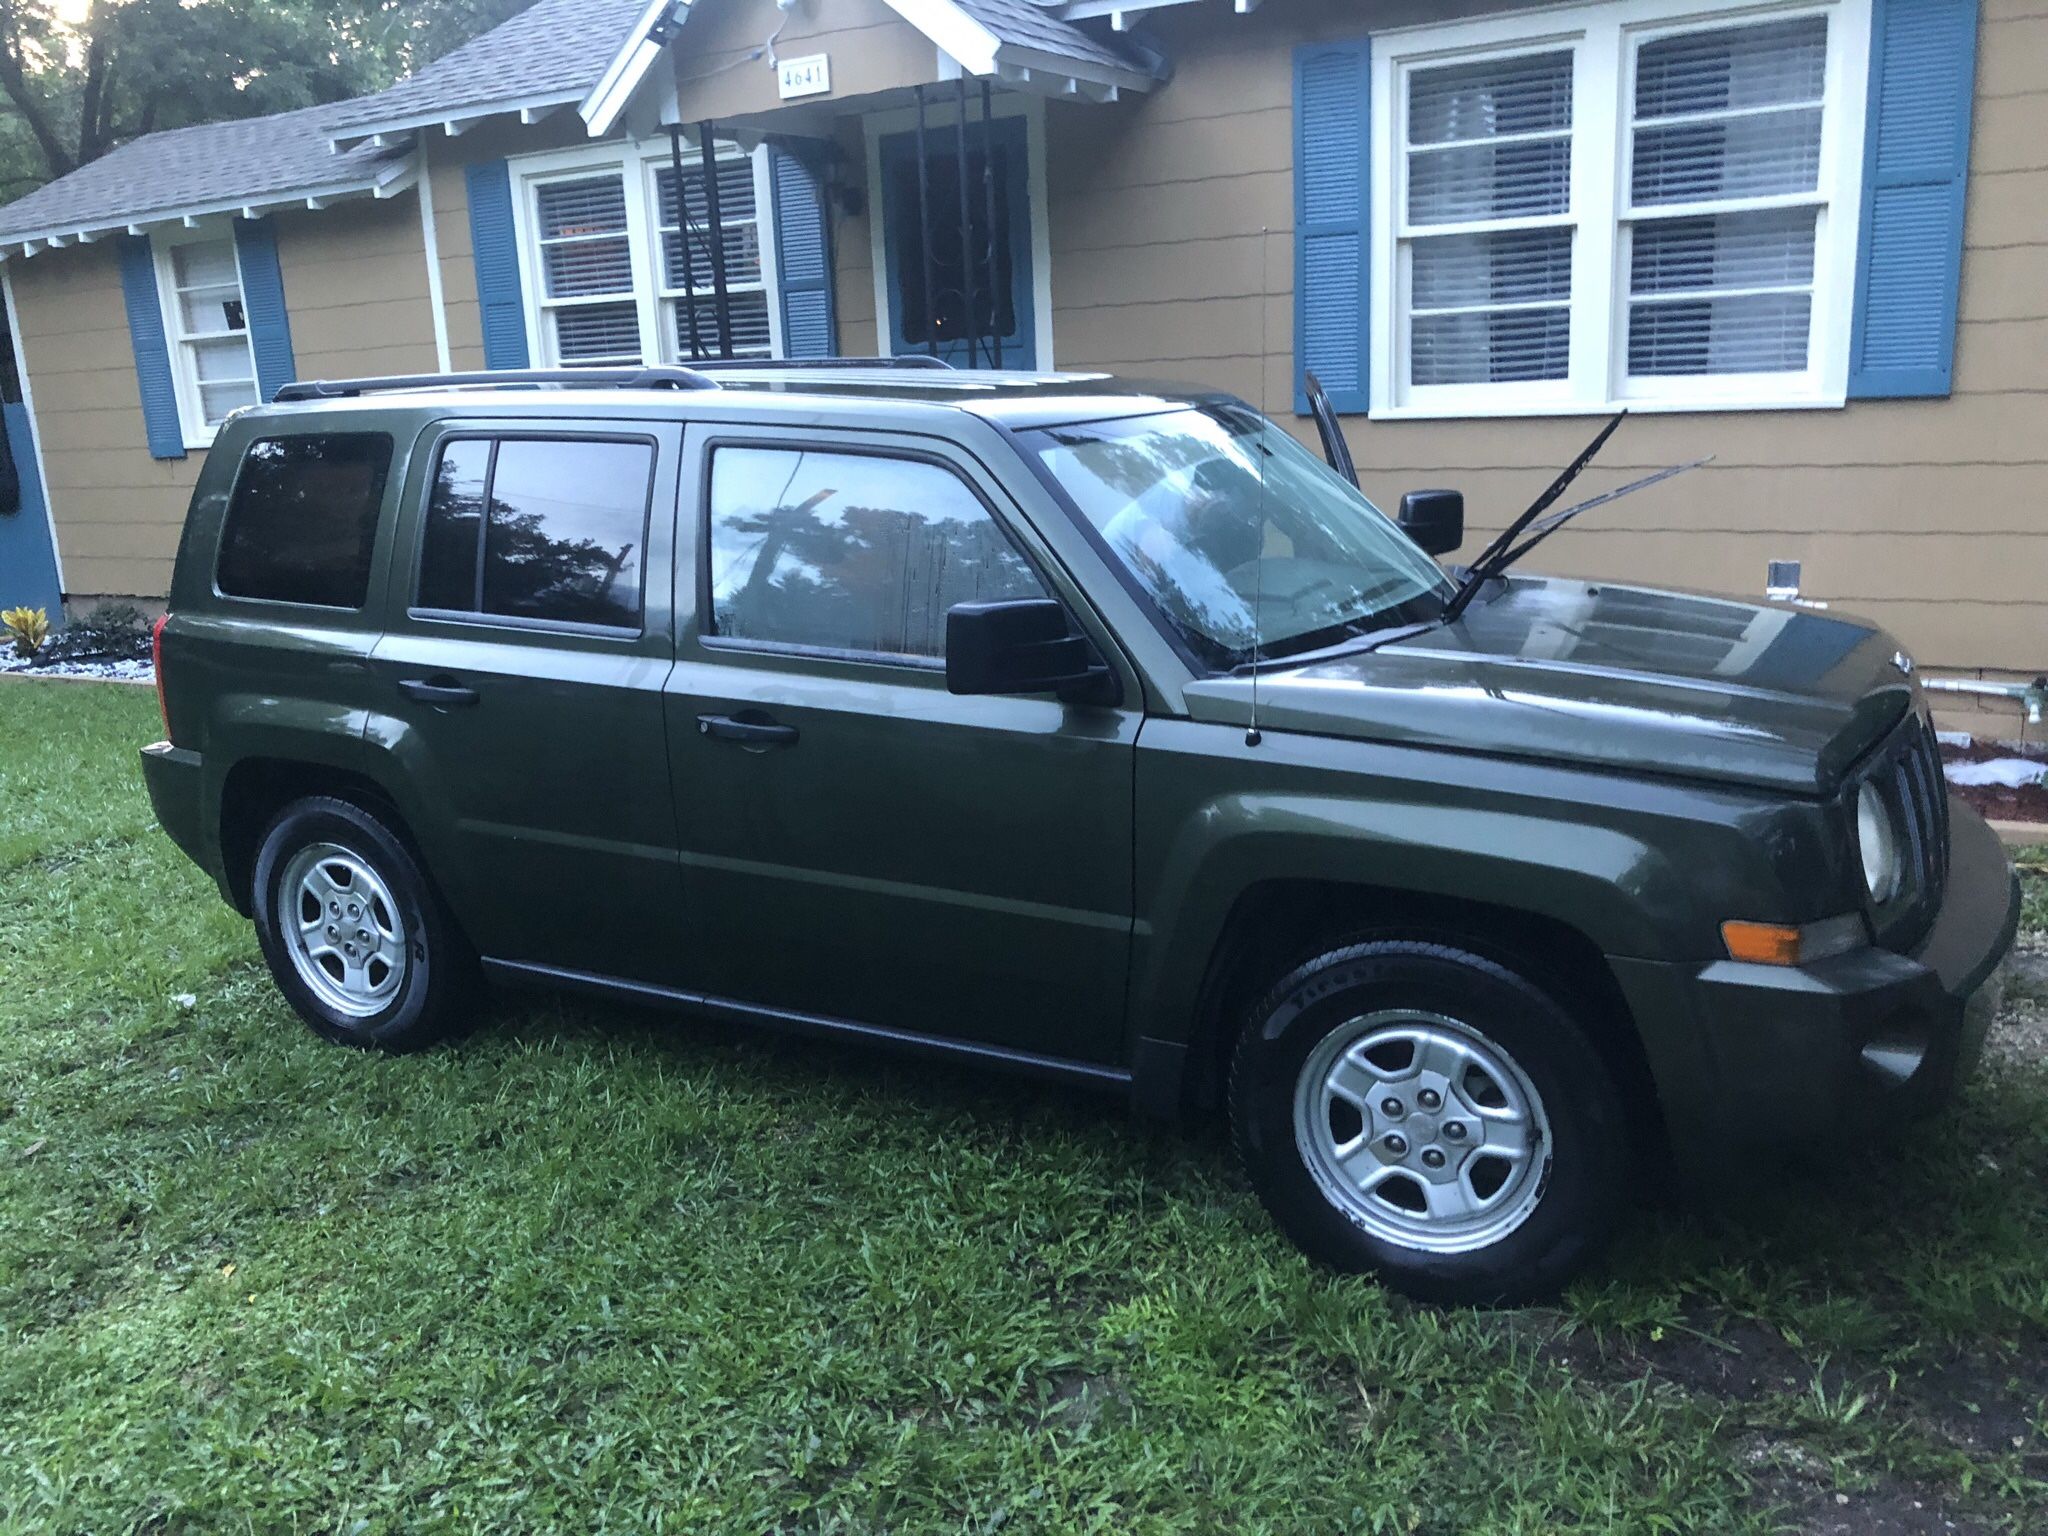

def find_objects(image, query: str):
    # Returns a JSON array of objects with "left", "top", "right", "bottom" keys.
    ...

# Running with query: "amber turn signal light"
[
  {"left": 1721, "top": 921, "right": 1803, "bottom": 965},
  {"left": 1721, "top": 913, "right": 1868, "bottom": 967}
]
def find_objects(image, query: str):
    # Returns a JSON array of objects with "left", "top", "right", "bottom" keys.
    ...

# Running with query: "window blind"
[
  {"left": 1404, "top": 50, "right": 1575, "bottom": 387},
  {"left": 1624, "top": 15, "right": 1829, "bottom": 379}
]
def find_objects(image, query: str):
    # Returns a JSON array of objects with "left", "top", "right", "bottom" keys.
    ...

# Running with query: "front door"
[
  {"left": 663, "top": 423, "right": 1137, "bottom": 1062},
  {"left": 368, "top": 419, "right": 687, "bottom": 985},
  {"left": 879, "top": 114, "right": 1036, "bottom": 369}
]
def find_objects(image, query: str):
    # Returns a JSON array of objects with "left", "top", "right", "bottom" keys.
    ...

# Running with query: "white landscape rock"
[
  {"left": 0, "top": 653, "right": 154, "bottom": 683},
  {"left": 1944, "top": 756, "right": 2048, "bottom": 789}
]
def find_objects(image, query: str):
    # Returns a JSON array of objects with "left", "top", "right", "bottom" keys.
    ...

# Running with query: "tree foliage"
[{"left": 0, "top": 0, "right": 533, "bottom": 197}]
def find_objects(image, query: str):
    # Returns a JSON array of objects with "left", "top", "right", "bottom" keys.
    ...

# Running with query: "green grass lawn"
[{"left": 3, "top": 680, "right": 2045, "bottom": 1535}]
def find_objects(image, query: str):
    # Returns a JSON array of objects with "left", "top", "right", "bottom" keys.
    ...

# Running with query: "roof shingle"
[
  {"left": 0, "top": 105, "right": 409, "bottom": 245},
  {"left": 324, "top": 0, "right": 652, "bottom": 136},
  {"left": 955, "top": 0, "right": 1150, "bottom": 75}
]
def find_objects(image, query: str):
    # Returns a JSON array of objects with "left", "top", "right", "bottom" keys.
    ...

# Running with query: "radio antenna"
[{"left": 1246, "top": 226, "right": 1271, "bottom": 748}]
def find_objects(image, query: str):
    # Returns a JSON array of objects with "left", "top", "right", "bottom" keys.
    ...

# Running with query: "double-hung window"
[
  {"left": 1372, "top": 0, "right": 1870, "bottom": 416},
  {"left": 655, "top": 153, "right": 771, "bottom": 359},
  {"left": 533, "top": 175, "right": 644, "bottom": 367},
  {"left": 519, "top": 141, "right": 778, "bottom": 369},
  {"left": 156, "top": 232, "right": 260, "bottom": 444}
]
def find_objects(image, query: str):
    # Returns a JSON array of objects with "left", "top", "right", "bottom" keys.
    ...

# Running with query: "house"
[{"left": 0, "top": 0, "right": 2035, "bottom": 720}]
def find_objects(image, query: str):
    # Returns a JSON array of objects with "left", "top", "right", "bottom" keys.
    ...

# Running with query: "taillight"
[{"left": 151, "top": 613, "right": 171, "bottom": 740}]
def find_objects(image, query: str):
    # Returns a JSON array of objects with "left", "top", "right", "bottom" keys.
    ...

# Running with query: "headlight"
[{"left": 1856, "top": 782, "right": 1903, "bottom": 903}]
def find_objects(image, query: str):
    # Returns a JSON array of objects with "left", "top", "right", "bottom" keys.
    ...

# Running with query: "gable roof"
[
  {"left": 327, "top": 0, "right": 652, "bottom": 144},
  {"left": 0, "top": 104, "right": 413, "bottom": 254},
  {"left": 585, "top": 0, "right": 1161, "bottom": 134},
  {"left": 954, "top": 0, "right": 1144, "bottom": 75}
]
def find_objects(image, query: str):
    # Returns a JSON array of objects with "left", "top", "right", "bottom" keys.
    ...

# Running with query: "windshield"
[{"left": 1025, "top": 402, "right": 1452, "bottom": 671}]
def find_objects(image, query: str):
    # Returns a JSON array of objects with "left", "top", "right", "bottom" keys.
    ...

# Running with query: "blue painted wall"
[{"left": 0, "top": 401, "right": 60, "bottom": 619}]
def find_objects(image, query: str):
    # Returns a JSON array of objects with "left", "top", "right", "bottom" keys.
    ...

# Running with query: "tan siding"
[
  {"left": 1041, "top": 0, "right": 2048, "bottom": 682},
  {"left": 11, "top": 243, "right": 203, "bottom": 601},
  {"left": 672, "top": 0, "right": 942, "bottom": 125},
  {"left": 275, "top": 194, "right": 439, "bottom": 382}
]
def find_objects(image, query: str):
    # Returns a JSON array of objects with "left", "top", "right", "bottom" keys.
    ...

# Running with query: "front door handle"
[
  {"left": 696, "top": 712, "right": 799, "bottom": 747},
  {"left": 398, "top": 677, "right": 480, "bottom": 709}
]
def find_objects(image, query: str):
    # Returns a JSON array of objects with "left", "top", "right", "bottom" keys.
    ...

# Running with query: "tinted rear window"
[
  {"left": 415, "top": 436, "right": 653, "bottom": 629},
  {"left": 215, "top": 434, "right": 395, "bottom": 608}
]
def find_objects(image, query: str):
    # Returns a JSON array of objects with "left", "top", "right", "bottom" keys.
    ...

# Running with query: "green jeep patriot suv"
[{"left": 141, "top": 362, "right": 2020, "bottom": 1303}]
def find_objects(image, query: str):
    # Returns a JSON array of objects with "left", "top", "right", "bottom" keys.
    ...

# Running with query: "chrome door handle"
[
  {"left": 398, "top": 677, "right": 480, "bottom": 708},
  {"left": 696, "top": 713, "right": 799, "bottom": 747}
]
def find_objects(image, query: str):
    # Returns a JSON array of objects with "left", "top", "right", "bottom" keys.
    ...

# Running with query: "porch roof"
[{"left": 584, "top": 0, "right": 1166, "bottom": 135}]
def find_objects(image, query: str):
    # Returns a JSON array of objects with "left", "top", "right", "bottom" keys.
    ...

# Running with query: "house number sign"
[{"left": 778, "top": 54, "right": 831, "bottom": 99}]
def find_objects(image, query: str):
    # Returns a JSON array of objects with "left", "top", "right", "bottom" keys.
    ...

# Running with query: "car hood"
[{"left": 1183, "top": 575, "right": 1917, "bottom": 796}]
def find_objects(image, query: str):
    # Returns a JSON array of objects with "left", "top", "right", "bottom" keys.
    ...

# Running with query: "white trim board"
[
  {"left": 1, "top": 265, "right": 65, "bottom": 594},
  {"left": 415, "top": 154, "right": 453, "bottom": 374}
]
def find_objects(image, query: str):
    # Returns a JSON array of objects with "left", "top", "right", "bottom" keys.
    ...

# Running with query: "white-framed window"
[
  {"left": 1370, "top": 0, "right": 1871, "bottom": 417},
  {"left": 513, "top": 139, "right": 781, "bottom": 369},
  {"left": 154, "top": 229, "right": 259, "bottom": 446},
  {"left": 652, "top": 152, "right": 772, "bottom": 360}
]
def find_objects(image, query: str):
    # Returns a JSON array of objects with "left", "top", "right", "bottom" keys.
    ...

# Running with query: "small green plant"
[{"left": 1, "top": 605, "right": 49, "bottom": 658}]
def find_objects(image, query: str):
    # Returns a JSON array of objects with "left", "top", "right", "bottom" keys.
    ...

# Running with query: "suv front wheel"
[
  {"left": 1230, "top": 939, "right": 1627, "bottom": 1304},
  {"left": 251, "top": 796, "right": 476, "bottom": 1052}
]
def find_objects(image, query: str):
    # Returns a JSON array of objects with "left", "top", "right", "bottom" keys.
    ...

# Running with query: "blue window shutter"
[
  {"left": 1847, "top": 0, "right": 1979, "bottom": 398},
  {"left": 1293, "top": 40, "right": 1372, "bottom": 415},
  {"left": 770, "top": 148, "right": 837, "bottom": 359},
  {"left": 116, "top": 235, "right": 186, "bottom": 460},
  {"left": 233, "top": 218, "right": 296, "bottom": 403},
  {"left": 466, "top": 159, "right": 531, "bottom": 370}
]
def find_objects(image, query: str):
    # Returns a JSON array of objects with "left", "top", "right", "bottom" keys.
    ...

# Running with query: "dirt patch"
[
  {"left": 1893, "top": 1349, "right": 2048, "bottom": 1456},
  {"left": 1986, "top": 949, "right": 2048, "bottom": 1070},
  {"left": 1540, "top": 1316, "right": 1816, "bottom": 1402},
  {"left": 1751, "top": 1470, "right": 1977, "bottom": 1536}
]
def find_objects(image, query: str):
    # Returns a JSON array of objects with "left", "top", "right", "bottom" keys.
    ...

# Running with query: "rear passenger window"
[
  {"left": 707, "top": 446, "right": 1047, "bottom": 660},
  {"left": 216, "top": 434, "right": 394, "bottom": 608},
  {"left": 415, "top": 436, "right": 653, "bottom": 629}
]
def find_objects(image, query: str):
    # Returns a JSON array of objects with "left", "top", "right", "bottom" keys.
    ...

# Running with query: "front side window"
[
  {"left": 416, "top": 436, "right": 653, "bottom": 629},
  {"left": 159, "top": 235, "right": 259, "bottom": 441},
  {"left": 1027, "top": 403, "right": 1452, "bottom": 672},
  {"left": 1375, "top": 0, "right": 1867, "bottom": 414},
  {"left": 216, "top": 434, "right": 394, "bottom": 608},
  {"left": 707, "top": 446, "right": 1047, "bottom": 661}
]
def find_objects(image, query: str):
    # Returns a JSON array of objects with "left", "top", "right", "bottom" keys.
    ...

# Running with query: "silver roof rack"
[
  {"left": 698, "top": 355, "right": 955, "bottom": 372},
  {"left": 272, "top": 367, "right": 721, "bottom": 403}
]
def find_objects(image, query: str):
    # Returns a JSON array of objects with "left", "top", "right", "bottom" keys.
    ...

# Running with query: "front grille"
[
  {"left": 1897, "top": 714, "right": 1950, "bottom": 906},
  {"left": 1867, "top": 712, "right": 1949, "bottom": 947}
]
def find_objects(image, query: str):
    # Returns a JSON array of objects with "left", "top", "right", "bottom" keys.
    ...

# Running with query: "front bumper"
[{"left": 1614, "top": 798, "right": 2021, "bottom": 1176}]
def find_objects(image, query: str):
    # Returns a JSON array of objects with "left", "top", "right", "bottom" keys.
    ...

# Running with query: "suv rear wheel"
[
  {"left": 1230, "top": 939, "right": 1626, "bottom": 1304},
  {"left": 251, "top": 796, "right": 477, "bottom": 1052}
]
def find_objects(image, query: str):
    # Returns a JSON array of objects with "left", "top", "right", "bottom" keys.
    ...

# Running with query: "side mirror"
[
  {"left": 1398, "top": 489, "right": 1463, "bottom": 557},
  {"left": 946, "top": 599, "right": 1116, "bottom": 705}
]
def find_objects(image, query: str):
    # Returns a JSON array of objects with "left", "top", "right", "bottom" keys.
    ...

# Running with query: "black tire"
[
  {"left": 250, "top": 795, "right": 478, "bottom": 1053},
  {"left": 1230, "top": 939, "right": 1627, "bottom": 1306}
]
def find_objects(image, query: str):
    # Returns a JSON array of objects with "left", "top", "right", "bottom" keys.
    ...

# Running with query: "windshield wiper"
[{"left": 1440, "top": 413, "right": 1710, "bottom": 623}]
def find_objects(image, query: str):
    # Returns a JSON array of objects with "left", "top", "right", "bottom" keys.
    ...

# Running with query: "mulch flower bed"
[{"left": 1942, "top": 737, "right": 2048, "bottom": 825}]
